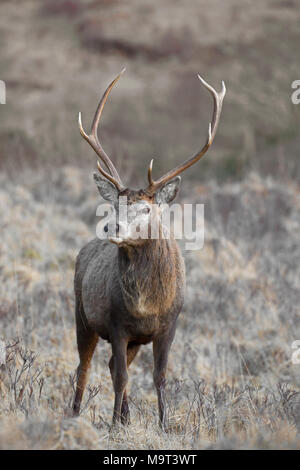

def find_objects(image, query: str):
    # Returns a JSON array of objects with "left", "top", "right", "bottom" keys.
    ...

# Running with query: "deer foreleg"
[
  {"left": 110, "top": 336, "right": 129, "bottom": 425},
  {"left": 153, "top": 324, "right": 177, "bottom": 430},
  {"left": 109, "top": 342, "right": 140, "bottom": 425}
]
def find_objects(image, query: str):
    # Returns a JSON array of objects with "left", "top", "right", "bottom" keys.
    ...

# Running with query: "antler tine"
[
  {"left": 197, "top": 75, "right": 226, "bottom": 143},
  {"left": 95, "top": 160, "right": 124, "bottom": 189},
  {"left": 147, "top": 159, "right": 154, "bottom": 186},
  {"left": 78, "top": 69, "right": 126, "bottom": 191},
  {"left": 146, "top": 75, "right": 226, "bottom": 193}
]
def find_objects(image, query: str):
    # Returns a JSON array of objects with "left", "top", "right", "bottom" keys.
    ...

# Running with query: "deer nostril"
[{"left": 104, "top": 224, "right": 108, "bottom": 233}]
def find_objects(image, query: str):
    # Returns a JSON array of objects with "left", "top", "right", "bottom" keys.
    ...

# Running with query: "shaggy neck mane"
[{"left": 118, "top": 237, "right": 178, "bottom": 316}]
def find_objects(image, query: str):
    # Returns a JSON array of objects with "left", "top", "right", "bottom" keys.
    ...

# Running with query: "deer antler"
[
  {"left": 146, "top": 75, "right": 226, "bottom": 193},
  {"left": 78, "top": 69, "right": 126, "bottom": 191}
]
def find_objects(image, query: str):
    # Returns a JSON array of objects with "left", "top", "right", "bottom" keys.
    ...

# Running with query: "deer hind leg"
[
  {"left": 72, "top": 302, "right": 98, "bottom": 416},
  {"left": 153, "top": 324, "right": 177, "bottom": 430},
  {"left": 109, "top": 343, "right": 140, "bottom": 425}
]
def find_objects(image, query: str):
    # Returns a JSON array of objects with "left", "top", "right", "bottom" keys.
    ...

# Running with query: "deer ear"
[
  {"left": 93, "top": 172, "right": 119, "bottom": 203},
  {"left": 155, "top": 176, "right": 181, "bottom": 205}
]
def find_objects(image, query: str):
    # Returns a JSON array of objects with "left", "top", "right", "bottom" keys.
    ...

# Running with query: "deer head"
[{"left": 79, "top": 69, "right": 226, "bottom": 247}]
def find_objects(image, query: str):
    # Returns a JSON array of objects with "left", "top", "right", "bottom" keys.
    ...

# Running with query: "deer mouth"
[
  {"left": 109, "top": 236, "right": 146, "bottom": 247},
  {"left": 109, "top": 236, "right": 124, "bottom": 245}
]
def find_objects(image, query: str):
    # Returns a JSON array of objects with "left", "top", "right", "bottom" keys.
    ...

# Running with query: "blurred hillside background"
[
  {"left": 0, "top": 0, "right": 300, "bottom": 450},
  {"left": 1, "top": 0, "right": 300, "bottom": 181}
]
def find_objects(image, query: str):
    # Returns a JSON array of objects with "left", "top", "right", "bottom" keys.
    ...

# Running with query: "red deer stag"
[{"left": 73, "top": 70, "right": 226, "bottom": 428}]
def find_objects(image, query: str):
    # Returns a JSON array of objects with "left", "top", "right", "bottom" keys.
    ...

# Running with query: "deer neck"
[{"left": 118, "top": 237, "right": 178, "bottom": 317}]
